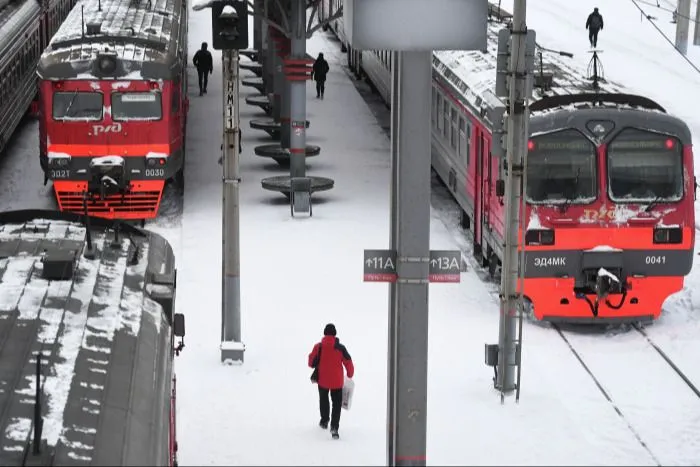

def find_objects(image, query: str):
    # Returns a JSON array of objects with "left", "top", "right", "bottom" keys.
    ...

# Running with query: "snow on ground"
[{"left": 163, "top": 3, "right": 700, "bottom": 466}]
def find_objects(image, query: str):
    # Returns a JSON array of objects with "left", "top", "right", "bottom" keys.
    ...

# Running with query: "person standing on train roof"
[
  {"left": 311, "top": 53, "right": 330, "bottom": 99},
  {"left": 193, "top": 42, "right": 213, "bottom": 96},
  {"left": 586, "top": 7, "right": 604, "bottom": 49}
]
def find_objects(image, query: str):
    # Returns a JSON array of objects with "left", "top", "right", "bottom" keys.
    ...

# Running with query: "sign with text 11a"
[{"left": 363, "top": 249, "right": 462, "bottom": 283}]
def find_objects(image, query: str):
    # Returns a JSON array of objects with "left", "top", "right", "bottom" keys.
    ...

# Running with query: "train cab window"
[
  {"left": 53, "top": 92, "right": 103, "bottom": 120},
  {"left": 607, "top": 128, "right": 683, "bottom": 203},
  {"left": 112, "top": 92, "right": 162, "bottom": 121},
  {"left": 171, "top": 87, "right": 180, "bottom": 114},
  {"left": 526, "top": 129, "right": 597, "bottom": 205}
]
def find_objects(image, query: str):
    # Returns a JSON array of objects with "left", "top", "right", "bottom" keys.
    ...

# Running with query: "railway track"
[{"left": 553, "top": 322, "right": 700, "bottom": 466}]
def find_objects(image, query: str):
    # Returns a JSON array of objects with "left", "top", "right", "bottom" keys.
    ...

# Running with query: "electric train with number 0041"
[
  {"left": 36, "top": 0, "right": 189, "bottom": 221},
  {"left": 0, "top": 0, "right": 75, "bottom": 156},
  {"left": 321, "top": 1, "right": 695, "bottom": 323}
]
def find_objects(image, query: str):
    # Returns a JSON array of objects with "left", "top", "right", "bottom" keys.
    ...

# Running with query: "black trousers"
[
  {"left": 318, "top": 386, "right": 343, "bottom": 430},
  {"left": 197, "top": 70, "right": 209, "bottom": 93},
  {"left": 315, "top": 79, "right": 326, "bottom": 97},
  {"left": 589, "top": 29, "right": 599, "bottom": 48}
]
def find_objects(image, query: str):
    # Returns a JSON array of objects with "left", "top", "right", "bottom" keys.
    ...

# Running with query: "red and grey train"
[
  {"left": 36, "top": 0, "right": 189, "bottom": 220},
  {"left": 0, "top": 0, "right": 75, "bottom": 156},
  {"left": 320, "top": 1, "right": 695, "bottom": 322}
]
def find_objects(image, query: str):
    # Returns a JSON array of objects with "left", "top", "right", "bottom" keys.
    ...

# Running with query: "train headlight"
[
  {"left": 48, "top": 155, "right": 71, "bottom": 167},
  {"left": 653, "top": 227, "right": 682, "bottom": 244},
  {"left": 96, "top": 52, "right": 118, "bottom": 74},
  {"left": 525, "top": 229, "right": 555, "bottom": 246},
  {"left": 147, "top": 157, "right": 166, "bottom": 167}
]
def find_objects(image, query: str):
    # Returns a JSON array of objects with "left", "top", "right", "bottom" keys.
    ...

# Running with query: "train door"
[
  {"left": 482, "top": 134, "right": 492, "bottom": 233},
  {"left": 473, "top": 128, "right": 483, "bottom": 250}
]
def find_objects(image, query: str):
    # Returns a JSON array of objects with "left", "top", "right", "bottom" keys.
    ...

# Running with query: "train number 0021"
[
  {"left": 50, "top": 170, "right": 70, "bottom": 179},
  {"left": 645, "top": 255, "right": 666, "bottom": 265},
  {"left": 145, "top": 168, "right": 165, "bottom": 177}
]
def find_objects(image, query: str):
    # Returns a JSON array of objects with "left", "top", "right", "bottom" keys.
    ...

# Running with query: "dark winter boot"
[
  {"left": 319, "top": 419, "right": 328, "bottom": 429},
  {"left": 330, "top": 428, "right": 339, "bottom": 439}
]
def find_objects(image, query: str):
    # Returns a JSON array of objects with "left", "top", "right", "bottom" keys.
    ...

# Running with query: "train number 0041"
[
  {"left": 145, "top": 168, "right": 165, "bottom": 177},
  {"left": 645, "top": 255, "right": 666, "bottom": 265}
]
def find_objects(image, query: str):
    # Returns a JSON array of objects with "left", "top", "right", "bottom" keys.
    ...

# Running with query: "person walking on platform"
[
  {"left": 311, "top": 53, "right": 330, "bottom": 99},
  {"left": 193, "top": 42, "right": 213, "bottom": 96},
  {"left": 585, "top": 7, "right": 604, "bottom": 49},
  {"left": 308, "top": 323, "right": 354, "bottom": 439}
]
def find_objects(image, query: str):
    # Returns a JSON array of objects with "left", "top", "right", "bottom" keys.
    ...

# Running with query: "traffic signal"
[{"left": 211, "top": 0, "right": 248, "bottom": 50}]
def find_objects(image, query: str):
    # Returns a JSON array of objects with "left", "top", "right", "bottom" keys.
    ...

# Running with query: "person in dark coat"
[
  {"left": 308, "top": 323, "right": 354, "bottom": 439},
  {"left": 585, "top": 8, "right": 604, "bottom": 48},
  {"left": 311, "top": 53, "right": 330, "bottom": 99},
  {"left": 193, "top": 42, "right": 213, "bottom": 96}
]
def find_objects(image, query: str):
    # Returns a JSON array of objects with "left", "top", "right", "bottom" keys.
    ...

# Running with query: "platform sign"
[
  {"left": 364, "top": 249, "right": 397, "bottom": 282},
  {"left": 429, "top": 250, "right": 461, "bottom": 283},
  {"left": 364, "top": 249, "right": 462, "bottom": 283}
]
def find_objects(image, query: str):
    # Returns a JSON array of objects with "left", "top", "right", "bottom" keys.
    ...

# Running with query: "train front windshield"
[
  {"left": 526, "top": 129, "right": 597, "bottom": 205},
  {"left": 52, "top": 92, "right": 103, "bottom": 120},
  {"left": 607, "top": 128, "right": 684, "bottom": 203}
]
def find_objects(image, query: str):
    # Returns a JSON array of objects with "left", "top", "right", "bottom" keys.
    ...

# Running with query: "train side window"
[
  {"left": 431, "top": 87, "right": 436, "bottom": 123},
  {"left": 450, "top": 108, "right": 458, "bottom": 149},
  {"left": 459, "top": 117, "right": 469, "bottom": 166},
  {"left": 436, "top": 96, "right": 443, "bottom": 132},
  {"left": 442, "top": 102, "right": 449, "bottom": 138}
]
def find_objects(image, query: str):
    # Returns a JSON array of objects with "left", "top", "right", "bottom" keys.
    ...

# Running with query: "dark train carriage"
[
  {"left": 0, "top": 0, "right": 75, "bottom": 156},
  {"left": 36, "top": 0, "right": 189, "bottom": 220},
  {"left": 0, "top": 209, "right": 185, "bottom": 466}
]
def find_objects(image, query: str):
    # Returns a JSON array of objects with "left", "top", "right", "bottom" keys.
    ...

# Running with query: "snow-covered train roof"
[
  {"left": 0, "top": 0, "right": 41, "bottom": 59},
  {"left": 433, "top": 3, "right": 649, "bottom": 122},
  {"left": 0, "top": 210, "right": 176, "bottom": 466},
  {"left": 37, "top": 0, "right": 187, "bottom": 80}
]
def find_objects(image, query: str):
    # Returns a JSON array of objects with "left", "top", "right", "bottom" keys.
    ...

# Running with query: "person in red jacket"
[{"left": 308, "top": 323, "right": 354, "bottom": 438}]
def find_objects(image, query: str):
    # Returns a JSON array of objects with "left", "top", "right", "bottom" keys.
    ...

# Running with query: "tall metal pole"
[
  {"left": 497, "top": 0, "right": 528, "bottom": 396},
  {"left": 694, "top": 0, "right": 700, "bottom": 46},
  {"left": 674, "top": 0, "right": 691, "bottom": 54},
  {"left": 288, "top": 0, "right": 306, "bottom": 178},
  {"left": 221, "top": 48, "right": 245, "bottom": 363},
  {"left": 387, "top": 50, "right": 432, "bottom": 467}
]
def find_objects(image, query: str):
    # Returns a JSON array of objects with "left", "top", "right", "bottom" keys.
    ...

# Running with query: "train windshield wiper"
[
  {"left": 559, "top": 168, "right": 581, "bottom": 213},
  {"left": 64, "top": 90, "right": 79, "bottom": 118},
  {"left": 644, "top": 194, "right": 665, "bottom": 212}
]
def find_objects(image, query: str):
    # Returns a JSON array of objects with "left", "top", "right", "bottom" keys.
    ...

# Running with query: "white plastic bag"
[{"left": 342, "top": 378, "right": 355, "bottom": 410}]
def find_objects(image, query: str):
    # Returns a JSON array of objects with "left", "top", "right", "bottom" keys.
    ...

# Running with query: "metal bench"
[{"left": 290, "top": 177, "right": 312, "bottom": 217}]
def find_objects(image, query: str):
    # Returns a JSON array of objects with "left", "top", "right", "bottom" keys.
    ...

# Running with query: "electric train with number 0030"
[
  {"left": 0, "top": 0, "right": 75, "bottom": 156},
  {"left": 0, "top": 209, "right": 185, "bottom": 466},
  {"left": 36, "top": 0, "right": 189, "bottom": 221},
  {"left": 321, "top": 1, "right": 695, "bottom": 323}
]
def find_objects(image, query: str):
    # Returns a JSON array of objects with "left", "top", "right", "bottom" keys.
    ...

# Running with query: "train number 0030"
[
  {"left": 145, "top": 169, "right": 165, "bottom": 177},
  {"left": 645, "top": 255, "right": 666, "bottom": 265}
]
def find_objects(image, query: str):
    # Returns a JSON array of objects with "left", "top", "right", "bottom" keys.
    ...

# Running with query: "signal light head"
[
  {"left": 146, "top": 157, "right": 166, "bottom": 167},
  {"left": 653, "top": 226, "right": 682, "bottom": 244}
]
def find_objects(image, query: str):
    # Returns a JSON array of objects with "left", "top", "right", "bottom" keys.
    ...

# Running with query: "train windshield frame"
[
  {"left": 52, "top": 91, "right": 104, "bottom": 121},
  {"left": 111, "top": 92, "right": 163, "bottom": 121},
  {"left": 526, "top": 129, "right": 598, "bottom": 205},
  {"left": 607, "top": 128, "right": 684, "bottom": 203}
]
